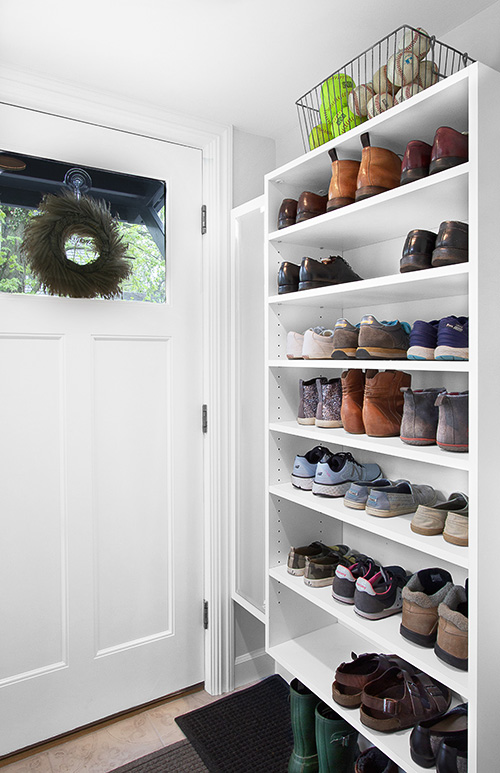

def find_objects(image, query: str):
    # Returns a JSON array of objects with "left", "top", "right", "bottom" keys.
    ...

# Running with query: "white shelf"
[
  {"left": 268, "top": 264, "right": 469, "bottom": 308},
  {"left": 232, "top": 592, "right": 266, "bottom": 624},
  {"left": 268, "top": 165, "right": 469, "bottom": 251},
  {"left": 269, "top": 358, "right": 470, "bottom": 372},
  {"left": 267, "top": 624, "right": 460, "bottom": 773},
  {"left": 269, "top": 482, "right": 469, "bottom": 569},
  {"left": 270, "top": 565, "right": 468, "bottom": 698},
  {"left": 269, "top": 421, "right": 470, "bottom": 470}
]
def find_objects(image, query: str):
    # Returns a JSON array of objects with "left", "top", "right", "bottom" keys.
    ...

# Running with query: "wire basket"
[{"left": 296, "top": 25, "right": 474, "bottom": 152}]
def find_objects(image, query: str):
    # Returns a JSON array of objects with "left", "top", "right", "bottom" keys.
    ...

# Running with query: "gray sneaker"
[
  {"left": 356, "top": 315, "right": 411, "bottom": 359},
  {"left": 312, "top": 452, "right": 382, "bottom": 498},
  {"left": 331, "top": 318, "right": 360, "bottom": 359},
  {"left": 365, "top": 482, "right": 438, "bottom": 517},
  {"left": 344, "top": 478, "right": 407, "bottom": 510}
]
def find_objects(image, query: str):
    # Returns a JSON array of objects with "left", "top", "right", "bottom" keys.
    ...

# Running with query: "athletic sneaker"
[
  {"left": 331, "top": 318, "right": 360, "bottom": 359},
  {"left": 312, "top": 452, "right": 381, "bottom": 498},
  {"left": 344, "top": 478, "right": 406, "bottom": 510},
  {"left": 366, "top": 481, "right": 438, "bottom": 517},
  {"left": 332, "top": 556, "right": 380, "bottom": 603},
  {"left": 302, "top": 328, "right": 335, "bottom": 359},
  {"left": 354, "top": 565, "right": 409, "bottom": 619},
  {"left": 291, "top": 445, "right": 331, "bottom": 490},
  {"left": 286, "top": 326, "right": 325, "bottom": 359},
  {"left": 356, "top": 315, "right": 411, "bottom": 359},
  {"left": 435, "top": 316, "right": 469, "bottom": 360},
  {"left": 304, "top": 547, "right": 359, "bottom": 588},
  {"left": 407, "top": 319, "right": 439, "bottom": 360},
  {"left": 287, "top": 541, "right": 349, "bottom": 576}
]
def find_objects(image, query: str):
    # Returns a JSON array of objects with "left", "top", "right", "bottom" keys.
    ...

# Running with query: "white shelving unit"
[{"left": 263, "top": 63, "right": 500, "bottom": 772}]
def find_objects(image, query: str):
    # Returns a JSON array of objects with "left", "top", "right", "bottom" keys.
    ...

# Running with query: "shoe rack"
[{"left": 262, "top": 63, "right": 500, "bottom": 772}]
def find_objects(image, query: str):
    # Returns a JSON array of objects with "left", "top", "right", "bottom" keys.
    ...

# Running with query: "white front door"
[{"left": 0, "top": 106, "right": 205, "bottom": 754}]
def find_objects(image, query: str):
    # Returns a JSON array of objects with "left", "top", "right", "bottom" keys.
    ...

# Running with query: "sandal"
[
  {"left": 360, "top": 667, "right": 451, "bottom": 732},
  {"left": 332, "top": 652, "right": 412, "bottom": 708}
]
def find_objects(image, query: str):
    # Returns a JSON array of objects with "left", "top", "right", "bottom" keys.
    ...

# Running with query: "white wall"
[{"left": 233, "top": 128, "right": 276, "bottom": 207}]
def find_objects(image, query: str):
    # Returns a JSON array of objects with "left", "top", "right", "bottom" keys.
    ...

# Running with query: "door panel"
[{"left": 0, "top": 105, "right": 204, "bottom": 754}]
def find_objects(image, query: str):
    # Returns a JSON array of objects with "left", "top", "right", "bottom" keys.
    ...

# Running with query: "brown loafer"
[
  {"left": 429, "top": 126, "right": 468, "bottom": 175},
  {"left": 332, "top": 652, "right": 412, "bottom": 708},
  {"left": 277, "top": 197, "right": 298, "bottom": 229},
  {"left": 296, "top": 191, "right": 328, "bottom": 223}
]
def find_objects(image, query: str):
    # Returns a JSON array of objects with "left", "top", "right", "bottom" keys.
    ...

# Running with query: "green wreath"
[{"left": 21, "top": 191, "right": 132, "bottom": 299}]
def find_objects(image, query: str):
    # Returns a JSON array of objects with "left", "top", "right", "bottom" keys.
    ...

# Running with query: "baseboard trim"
[{"left": 234, "top": 649, "right": 274, "bottom": 688}]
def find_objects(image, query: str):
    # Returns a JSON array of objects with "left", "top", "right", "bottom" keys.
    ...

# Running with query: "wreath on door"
[{"left": 21, "top": 191, "right": 132, "bottom": 298}]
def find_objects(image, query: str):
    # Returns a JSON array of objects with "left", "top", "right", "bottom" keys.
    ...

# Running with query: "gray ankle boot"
[
  {"left": 288, "top": 680, "right": 319, "bottom": 773},
  {"left": 400, "top": 387, "right": 445, "bottom": 445},
  {"left": 435, "top": 391, "right": 469, "bottom": 452},
  {"left": 315, "top": 702, "right": 359, "bottom": 773}
]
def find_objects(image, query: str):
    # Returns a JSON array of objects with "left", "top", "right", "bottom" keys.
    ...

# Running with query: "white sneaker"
[
  {"left": 286, "top": 326, "right": 325, "bottom": 359},
  {"left": 302, "top": 328, "right": 335, "bottom": 359}
]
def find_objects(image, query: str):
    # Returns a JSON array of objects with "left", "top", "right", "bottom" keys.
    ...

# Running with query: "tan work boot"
[
  {"left": 327, "top": 148, "right": 360, "bottom": 210},
  {"left": 355, "top": 132, "right": 401, "bottom": 202}
]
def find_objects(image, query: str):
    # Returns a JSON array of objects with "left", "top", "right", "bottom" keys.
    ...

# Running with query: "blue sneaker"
[
  {"left": 291, "top": 445, "right": 331, "bottom": 490},
  {"left": 435, "top": 316, "right": 469, "bottom": 360},
  {"left": 312, "top": 452, "right": 381, "bottom": 498},
  {"left": 344, "top": 478, "right": 407, "bottom": 510},
  {"left": 407, "top": 319, "right": 439, "bottom": 360}
]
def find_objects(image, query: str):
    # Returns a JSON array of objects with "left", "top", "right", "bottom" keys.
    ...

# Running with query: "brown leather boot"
[
  {"left": 362, "top": 370, "right": 412, "bottom": 437},
  {"left": 340, "top": 369, "right": 368, "bottom": 434},
  {"left": 327, "top": 149, "right": 360, "bottom": 211},
  {"left": 355, "top": 132, "right": 401, "bottom": 202}
]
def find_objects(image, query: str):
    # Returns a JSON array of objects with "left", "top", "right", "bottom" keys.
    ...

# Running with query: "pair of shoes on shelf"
[
  {"left": 407, "top": 316, "right": 469, "bottom": 360},
  {"left": 400, "top": 388, "right": 469, "bottom": 452},
  {"left": 287, "top": 326, "right": 336, "bottom": 359},
  {"left": 341, "top": 369, "right": 411, "bottom": 437},
  {"left": 410, "top": 703, "right": 468, "bottom": 772},
  {"left": 291, "top": 446, "right": 381, "bottom": 498},
  {"left": 338, "top": 561, "right": 410, "bottom": 619},
  {"left": 298, "top": 377, "right": 342, "bottom": 428},
  {"left": 277, "top": 191, "right": 328, "bottom": 229},
  {"left": 344, "top": 478, "right": 437, "bottom": 516},
  {"left": 289, "top": 542, "right": 360, "bottom": 588},
  {"left": 333, "top": 316, "right": 411, "bottom": 359},
  {"left": 401, "top": 221, "right": 469, "bottom": 272},
  {"left": 332, "top": 652, "right": 451, "bottom": 733},
  {"left": 278, "top": 255, "right": 362, "bottom": 294},
  {"left": 401, "top": 569, "right": 468, "bottom": 671},
  {"left": 401, "top": 126, "right": 468, "bottom": 184},
  {"left": 411, "top": 492, "right": 469, "bottom": 545}
]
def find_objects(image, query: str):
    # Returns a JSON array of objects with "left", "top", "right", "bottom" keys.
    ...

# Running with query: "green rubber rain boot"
[
  {"left": 315, "top": 702, "right": 359, "bottom": 773},
  {"left": 288, "top": 679, "right": 320, "bottom": 773}
]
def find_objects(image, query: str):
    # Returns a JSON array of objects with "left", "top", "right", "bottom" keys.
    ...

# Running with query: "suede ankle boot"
[
  {"left": 327, "top": 149, "right": 360, "bottom": 210},
  {"left": 288, "top": 679, "right": 319, "bottom": 773},
  {"left": 435, "top": 391, "right": 469, "bottom": 452},
  {"left": 355, "top": 133, "right": 401, "bottom": 202},
  {"left": 315, "top": 702, "right": 359, "bottom": 773},
  {"left": 362, "top": 370, "right": 412, "bottom": 437},
  {"left": 340, "top": 369, "right": 369, "bottom": 434},
  {"left": 400, "top": 387, "right": 446, "bottom": 445}
]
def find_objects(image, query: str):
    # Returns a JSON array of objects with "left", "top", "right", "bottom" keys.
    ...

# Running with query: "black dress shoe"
[
  {"left": 410, "top": 703, "right": 467, "bottom": 769},
  {"left": 278, "top": 261, "right": 300, "bottom": 294},
  {"left": 298, "top": 256, "right": 362, "bottom": 291},
  {"left": 400, "top": 229, "right": 437, "bottom": 273},
  {"left": 278, "top": 198, "right": 298, "bottom": 230},
  {"left": 431, "top": 221, "right": 469, "bottom": 267}
]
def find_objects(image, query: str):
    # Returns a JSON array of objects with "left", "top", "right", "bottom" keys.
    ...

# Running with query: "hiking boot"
[
  {"left": 400, "top": 140, "right": 432, "bottom": 186},
  {"left": 278, "top": 261, "right": 300, "bottom": 294},
  {"left": 400, "top": 387, "right": 446, "bottom": 445},
  {"left": 344, "top": 478, "right": 406, "bottom": 510},
  {"left": 288, "top": 541, "right": 350, "bottom": 576},
  {"left": 298, "top": 377, "right": 326, "bottom": 425},
  {"left": 298, "top": 256, "right": 362, "bottom": 291},
  {"left": 400, "top": 568, "right": 454, "bottom": 647},
  {"left": 296, "top": 191, "right": 328, "bottom": 223},
  {"left": 356, "top": 316, "right": 411, "bottom": 359},
  {"left": 278, "top": 198, "right": 298, "bottom": 230},
  {"left": 302, "top": 328, "right": 335, "bottom": 359},
  {"left": 315, "top": 378, "right": 342, "bottom": 427},
  {"left": 327, "top": 149, "right": 360, "bottom": 210},
  {"left": 431, "top": 221, "right": 469, "bottom": 267},
  {"left": 291, "top": 445, "right": 331, "bottom": 490},
  {"left": 435, "top": 391, "right": 469, "bottom": 452},
  {"left": 355, "top": 746, "right": 398, "bottom": 773},
  {"left": 333, "top": 557, "right": 380, "bottom": 604},
  {"left": 354, "top": 565, "right": 409, "bottom": 619},
  {"left": 362, "top": 370, "right": 412, "bottom": 437},
  {"left": 410, "top": 703, "right": 467, "bottom": 770},
  {"left": 355, "top": 132, "right": 401, "bottom": 201},
  {"left": 331, "top": 319, "right": 360, "bottom": 359},
  {"left": 366, "top": 481, "right": 438, "bottom": 517},
  {"left": 435, "top": 316, "right": 469, "bottom": 360},
  {"left": 312, "top": 452, "right": 381, "bottom": 498},
  {"left": 304, "top": 548, "right": 359, "bottom": 588},
  {"left": 288, "top": 679, "right": 319, "bottom": 773},
  {"left": 407, "top": 319, "right": 439, "bottom": 360},
  {"left": 429, "top": 126, "right": 468, "bottom": 175},
  {"left": 287, "top": 326, "right": 325, "bottom": 359},
  {"left": 315, "top": 702, "right": 359, "bottom": 772},
  {"left": 435, "top": 583, "right": 468, "bottom": 670},
  {"left": 443, "top": 511, "right": 469, "bottom": 546},
  {"left": 340, "top": 369, "right": 368, "bottom": 434},
  {"left": 400, "top": 228, "right": 436, "bottom": 272},
  {"left": 411, "top": 492, "right": 468, "bottom": 536}
]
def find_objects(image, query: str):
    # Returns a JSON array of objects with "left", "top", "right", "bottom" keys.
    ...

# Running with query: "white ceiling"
[{"left": 0, "top": 0, "right": 494, "bottom": 139}]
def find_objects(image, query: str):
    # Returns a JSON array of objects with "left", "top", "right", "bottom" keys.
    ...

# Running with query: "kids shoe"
[
  {"left": 356, "top": 316, "right": 411, "bottom": 359},
  {"left": 435, "top": 316, "right": 469, "bottom": 360},
  {"left": 331, "top": 318, "right": 360, "bottom": 359},
  {"left": 333, "top": 556, "right": 380, "bottom": 604},
  {"left": 298, "top": 377, "right": 326, "bottom": 425},
  {"left": 291, "top": 445, "right": 331, "bottom": 490},
  {"left": 366, "top": 481, "right": 438, "bottom": 517},
  {"left": 354, "top": 565, "right": 410, "bottom": 619},
  {"left": 407, "top": 319, "right": 439, "bottom": 360},
  {"left": 312, "top": 452, "right": 382, "bottom": 498},
  {"left": 288, "top": 541, "right": 350, "bottom": 576},
  {"left": 400, "top": 568, "right": 454, "bottom": 647},
  {"left": 315, "top": 377, "right": 342, "bottom": 427}
]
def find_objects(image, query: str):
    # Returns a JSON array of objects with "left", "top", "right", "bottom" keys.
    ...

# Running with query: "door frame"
[{"left": 0, "top": 66, "right": 233, "bottom": 697}]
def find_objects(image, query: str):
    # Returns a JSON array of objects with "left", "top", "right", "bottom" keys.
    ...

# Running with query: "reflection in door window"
[{"left": 0, "top": 150, "right": 166, "bottom": 302}]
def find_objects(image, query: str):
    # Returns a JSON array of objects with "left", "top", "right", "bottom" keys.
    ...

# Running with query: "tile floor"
[{"left": 0, "top": 688, "right": 220, "bottom": 773}]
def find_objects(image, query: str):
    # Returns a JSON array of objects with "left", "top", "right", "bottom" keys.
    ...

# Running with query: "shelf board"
[
  {"left": 232, "top": 592, "right": 266, "bottom": 624},
  {"left": 268, "top": 164, "right": 469, "bottom": 251},
  {"left": 267, "top": 623, "right": 462, "bottom": 773},
  {"left": 269, "top": 421, "right": 470, "bottom": 470},
  {"left": 268, "top": 264, "right": 469, "bottom": 308},
  {"left": 269, "top": 482, "right": 469, "bottom": 569},
  {"left": 270, "top": 565, "right": 468, "bottom": 698},
  {"left": 269, "top": 358, "right": 470, "bottom": 372}
]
